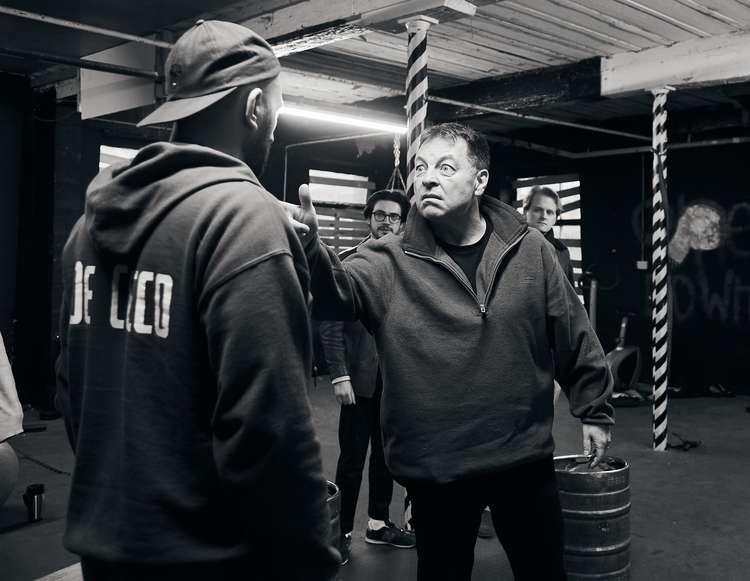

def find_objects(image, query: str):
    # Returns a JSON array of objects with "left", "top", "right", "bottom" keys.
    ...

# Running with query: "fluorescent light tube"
[{"left": 280, "top": 105, "right": 407, "bottom": 134}]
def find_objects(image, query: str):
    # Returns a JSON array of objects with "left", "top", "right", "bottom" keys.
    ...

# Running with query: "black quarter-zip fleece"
[{"left": 308, "top": 195, "right": 613, "bottom": 485}]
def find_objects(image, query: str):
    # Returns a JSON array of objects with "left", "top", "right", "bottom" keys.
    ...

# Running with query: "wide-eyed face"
[
  {"left": 413, "top": 137, "right": 488, "bottom": 221},
  {"left": 525, "top": 193, "right": 559, "bottom": 234},
  {"left": 369, "top": 200, "right": 404, "bottom": 239}
]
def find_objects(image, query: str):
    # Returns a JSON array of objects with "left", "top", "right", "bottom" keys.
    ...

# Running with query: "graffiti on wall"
[{"left": 632, "top": 197, "right": 750, "bottom": 326}]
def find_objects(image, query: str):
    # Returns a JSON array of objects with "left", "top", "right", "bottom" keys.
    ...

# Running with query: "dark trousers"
[
  {"left": 407, "top": 456, "right": 566, "bottom": 581},
  {"left": 335, "top": 381, "right": 393, "bottom": 534}
]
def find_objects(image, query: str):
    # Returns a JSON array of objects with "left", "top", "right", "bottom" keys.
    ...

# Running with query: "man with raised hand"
[
  {"left": 56, "top": 20, "right": 338, "bottom": 581},
  {"left": 285, "top": 122, "right": 613, "bottom": 581}
]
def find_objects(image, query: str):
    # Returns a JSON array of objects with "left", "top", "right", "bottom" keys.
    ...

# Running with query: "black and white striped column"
[
  {"left": 650, "top": 88, "right": 671, "bottom": 452},
  {"left": 405, "top": 17, "right": 433, "bottom": 199}
]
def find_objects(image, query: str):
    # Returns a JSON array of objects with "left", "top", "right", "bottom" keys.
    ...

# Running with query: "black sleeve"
[
  {"left": 201, "top": 252, "right": 339, "bottom": 581},
  {"left": 318, "top": 321, "right": 349, "bottom": 380},
  {"left": 544, "top": 242, "right": 614, "bottom": 425}
]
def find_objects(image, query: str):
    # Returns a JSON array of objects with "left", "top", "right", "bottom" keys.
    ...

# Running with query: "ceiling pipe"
[
  {"left": 571, "top": 135, "right": 750, "bottom": 158},
  {"left": 0, "top": 46, "right": 162, "bottom": 80},
  {"left": 0, "top": 5, "right": 173, "bottom": 49},
  {"left": 429, "top": 95, "right": 651, "bottom": 142}
]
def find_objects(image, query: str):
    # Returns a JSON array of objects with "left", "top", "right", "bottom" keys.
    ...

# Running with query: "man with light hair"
[{"left": 523, "top": 185, "right": 575, "bottom": 285}]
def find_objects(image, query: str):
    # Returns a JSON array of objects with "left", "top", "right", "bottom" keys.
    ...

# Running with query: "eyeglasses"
[{"left": 372, "top": 211, "right": 402, "bottom": 224}]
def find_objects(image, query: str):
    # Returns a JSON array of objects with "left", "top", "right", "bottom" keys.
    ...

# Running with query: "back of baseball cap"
[{"left": 138, "top": 20, "right": 280, "bottom": 127}]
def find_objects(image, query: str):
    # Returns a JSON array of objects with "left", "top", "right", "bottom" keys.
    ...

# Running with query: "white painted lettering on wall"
[{"left": 69, "top": 262, "right": 173, "bottom": 338}]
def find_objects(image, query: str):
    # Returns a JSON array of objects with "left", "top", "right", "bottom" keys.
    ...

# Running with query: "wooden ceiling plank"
[
  {"left": 462, "top": 14, "right": 597, "bottom": 59},
  {"left": 328, "top": 34, "right": 505, "bottom": 80},
  {"left": 673, "top": 0, "right": 747, "bottom": 28},
  {"left": 694, "top": 0, "right": 750, "bottom": 23},
  {"left": 573, "top": 0, "right": 699, "bottom": 42},
  {"left": 612, "top": 0, "right": 719, "bottom": 37},
  {"left": 510, "top": 0, "right": 660, "bottom": 47},
  {"left": 434, "top": 23, "right": 568, "bottom": 67},
  {"left": 494, "top": 1, "right": 644, "bottom": 51},
  {"left": 446, "top": 20, "right": 583, "bottom": 63},
  {"left": 426, "top": 29, "right": 555, "bottom": 70},
  {"left": 479, "top": 4, "right": 635, "bottom": 54},
  {"left": 542, "top": 0, "right": 674, "bottom": 44}
]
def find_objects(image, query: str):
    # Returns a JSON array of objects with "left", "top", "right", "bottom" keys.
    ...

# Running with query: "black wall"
[
  {"left": 0, "top": 75, "right": 26, "bottom": 355},
  {"left": 572, "top": 146, "right": 749, "bottom": 394}
]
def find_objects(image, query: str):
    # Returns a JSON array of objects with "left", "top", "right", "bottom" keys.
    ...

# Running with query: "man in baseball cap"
[{"left": 57, "top": 20, "right": 339, "bottom": 580}]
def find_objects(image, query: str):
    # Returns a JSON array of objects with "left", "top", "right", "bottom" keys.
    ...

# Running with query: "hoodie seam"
[{"left": 200, "top": 249, "right": 292, "bottom": 307}]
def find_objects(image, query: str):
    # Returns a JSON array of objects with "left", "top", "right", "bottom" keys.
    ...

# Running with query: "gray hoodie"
[{"left": 55, "top": 142, "right": 338, "bottom": 578}]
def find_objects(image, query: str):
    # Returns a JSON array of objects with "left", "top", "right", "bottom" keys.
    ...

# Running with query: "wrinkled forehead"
[
  {"left": 530, "top": 192, "right": 558, "bottom": 209},
  {"left": 416, "top": 135, "right": 470, "bottom": 161}
]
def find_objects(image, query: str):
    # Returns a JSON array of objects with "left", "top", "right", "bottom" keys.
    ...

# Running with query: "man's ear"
[
  {"left": 244, "top": 87, "right": 264, "bottom": 130},
  {"left": 474, "top": 168, "right": 490, "bottom": 197}
]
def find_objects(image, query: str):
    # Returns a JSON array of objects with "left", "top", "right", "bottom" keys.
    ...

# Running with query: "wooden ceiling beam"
[
  {"left": 431, "top": 57, "right": 601, "bottom": 113},
  {"left": 602, "top": 30, "right": 750, "bottom": 97}
]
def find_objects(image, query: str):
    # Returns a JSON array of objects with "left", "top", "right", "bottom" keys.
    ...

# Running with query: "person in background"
[
  {"left": 284, "top": 122, "right": 613, "bottom": 581},
  {"left": 319, "top": 189, "right": 415, "bottom": 565},
  {"left": 524, "top": 185, "right": 577, "bottom": 406},
  {"left": 55, "top": 20, "right": 338, "bottom": 581},
  {"left": 523, "top": 185, "right": 575, "bottom": 286}
]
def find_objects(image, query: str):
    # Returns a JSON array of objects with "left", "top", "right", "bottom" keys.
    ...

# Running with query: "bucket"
[{"left": 554, "top": 455, "right": 631, "bottom": 581}]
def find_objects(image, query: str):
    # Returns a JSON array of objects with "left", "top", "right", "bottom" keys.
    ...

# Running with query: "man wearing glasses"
[{"left": 319, "top": 189, "right": 414, "bottom": 565}]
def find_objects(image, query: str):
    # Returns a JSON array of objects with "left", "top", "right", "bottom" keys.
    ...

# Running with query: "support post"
[
  {"left": 650, "top": 87, "right": 672, "bottom": 452},
  {"left": 404, "top": 16, "right": 435, "bottom": 199}
]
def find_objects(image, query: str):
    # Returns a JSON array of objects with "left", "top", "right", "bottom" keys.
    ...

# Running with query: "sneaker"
[
  {"left": 478, "top": 508, "right": 494, "bottom": 538},
  {"left": 365, "top": 521, "right": 416, "bottom": 548},
  {"left": 340, "top": 532, "right": 351, "bottom": 565}
]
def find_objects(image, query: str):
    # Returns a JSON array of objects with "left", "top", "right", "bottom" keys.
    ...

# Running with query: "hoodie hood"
[{"left": 85, "top": 142, "right": 260, "bottom": 257}]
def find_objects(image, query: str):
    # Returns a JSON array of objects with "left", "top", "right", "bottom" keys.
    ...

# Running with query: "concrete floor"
[{"left": 2, "top": 378, "right": 749, "bottom": 581}]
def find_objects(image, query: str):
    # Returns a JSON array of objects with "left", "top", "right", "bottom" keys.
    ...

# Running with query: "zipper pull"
[{"left": 480, "top": 304, "right": 487, "bottom": 317}]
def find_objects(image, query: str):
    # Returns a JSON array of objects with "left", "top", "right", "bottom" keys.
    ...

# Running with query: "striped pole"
[
  {"left": 403, "top": 17, "right": 435, "bottom": 530},
  {"left": 650, "top": 87, "right": 672, "bottom": 451},
  {"left": 405, "top": 16, "right": 435, "bottom": 199}
]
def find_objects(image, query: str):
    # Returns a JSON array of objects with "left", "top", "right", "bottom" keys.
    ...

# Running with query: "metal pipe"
[
  {"left": 485, "top": 134, "right": 575, "bottom": 158},
  {"left": 571, "top": 135, "right": 750, "bottom": 158},
  {"left": 0, "top": 5, "right": 173, "bottom": 49},
  {"left": 0, "top": 46, "right": 161, "bottom": 80},
  {"left": 429, "top": 95, "right": 651, "bottom": 142},
  {"left": 492, "top": 134, "right": 750, "bottom": 160},
  {"left": 283, "top": 131, "right": 396, "bottom": 201}
]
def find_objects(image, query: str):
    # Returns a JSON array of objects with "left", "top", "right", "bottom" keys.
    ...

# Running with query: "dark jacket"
[
  {"left": 318, "top": 241, "right": 379, "bottom": 398},
  {"left": 545, "top": 229, "right": 575, "bottom": 286},
  {"left": 55, "top": 142, "right": 338, "bottom": 578},
  {"left": 307, "top": 196, "right": 613, "bottom": 485}
]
